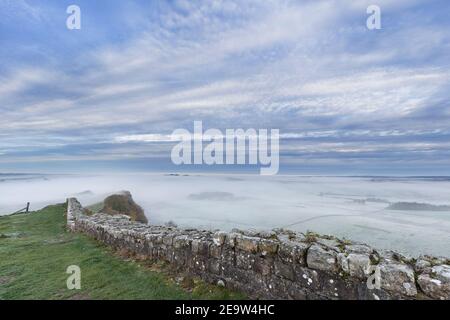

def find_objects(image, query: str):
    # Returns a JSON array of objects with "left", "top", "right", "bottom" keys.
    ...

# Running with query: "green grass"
[
  {"left": 0, "top": 204, "right": 245, "bottom": 300},
  {"left": 86, "top": 201, "right": 104, "bottom": 214}
]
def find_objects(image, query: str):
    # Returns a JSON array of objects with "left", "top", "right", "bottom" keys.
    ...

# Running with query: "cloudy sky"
[{"left": 1, "top": 0, "right": 450, "bottom": 174}]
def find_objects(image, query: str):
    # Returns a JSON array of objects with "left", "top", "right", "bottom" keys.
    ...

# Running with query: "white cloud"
[
  {"left": 1, "top": 0, "right": 449, "bottom": 164},
  {"left": 0, "top": 0, "right": 43, "bottom": 22},
  {"left": 0, "top": 68, "right": 52, "bottom": 96}
]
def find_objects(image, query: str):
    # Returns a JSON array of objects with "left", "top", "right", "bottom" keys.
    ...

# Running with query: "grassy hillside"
[{"left": 0, "top": 204, "right": 244, "bottom": 300}]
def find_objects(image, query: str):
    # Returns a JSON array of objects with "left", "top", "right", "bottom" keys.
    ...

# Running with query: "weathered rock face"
[
  {"left": 307, "top": 244, "right": 338, "bottom": 272},
  {"left": 100, "top": 191, "right": 148, "bottom": 224},
  {"left": 66, "top": 198, "right": 450, "bottom": 300},
  {"left": 417, "top": 264, "right": 450, "bottom": 300},
  {"left": 379, "top": 262, "right": 417, "bottom": 297}
]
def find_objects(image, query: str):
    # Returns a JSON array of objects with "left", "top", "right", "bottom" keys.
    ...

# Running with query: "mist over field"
[{"left": 1, "top": 173, "right": 449, "bottom": 257}]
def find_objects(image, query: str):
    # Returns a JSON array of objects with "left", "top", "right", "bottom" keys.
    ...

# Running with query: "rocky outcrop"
[
  {"left": 100, "top": 191, "right": 148, "bottom": 224},
  {"left": 416, "top": 259, "right": 450, "bottom": 299},
  {"left": 66, "top": 197, "right": 450, "bottom": 300}
]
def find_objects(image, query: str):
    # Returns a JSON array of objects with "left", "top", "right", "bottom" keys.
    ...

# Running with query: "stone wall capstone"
[{"left": 66, "top": 198, "right": 450, "bottom": 300}]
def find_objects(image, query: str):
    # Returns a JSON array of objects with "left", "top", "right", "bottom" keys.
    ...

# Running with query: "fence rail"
[{"left": 11, "top": 202, "right": 30, "bottom": 215}]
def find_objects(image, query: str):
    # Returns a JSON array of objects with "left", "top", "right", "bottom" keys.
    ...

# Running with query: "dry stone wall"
[{"left": 67, "top": 198, "right": 450, "bottom": 300}]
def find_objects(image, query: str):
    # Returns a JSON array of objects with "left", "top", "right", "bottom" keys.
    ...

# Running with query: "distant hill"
[{"left": 387, "top": 202, "right": 450, "bottom": 211}]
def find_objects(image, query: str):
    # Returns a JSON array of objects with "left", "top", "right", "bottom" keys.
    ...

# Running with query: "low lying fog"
[{"left": 1, "top": 173, "right": 450, "bottom": 257}]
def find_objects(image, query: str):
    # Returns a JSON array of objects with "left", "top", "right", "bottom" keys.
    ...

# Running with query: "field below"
[{"left": 0, "top": 204, "right": 244, "bottom": 300}]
